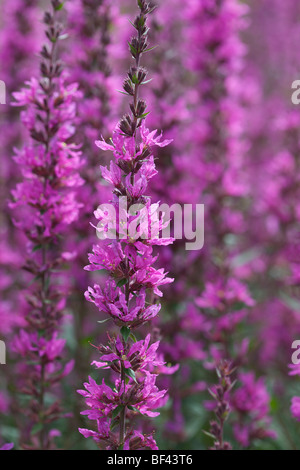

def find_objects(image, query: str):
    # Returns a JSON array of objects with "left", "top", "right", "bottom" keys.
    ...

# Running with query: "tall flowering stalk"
[
  {"left": 187, "top": 0, "right": 276, "bottom": 448},
  {"left": 0, "top": 0, "right": 42, "bottom": 423},
  {"left": 78, "top": 0, "right": 174, "bottom": 450},
  {"left": 10, "top": 0, "right": 82, "bottom": 449},
  {"left": 206, "top": 361, "right": 235, "bottom": 450}
]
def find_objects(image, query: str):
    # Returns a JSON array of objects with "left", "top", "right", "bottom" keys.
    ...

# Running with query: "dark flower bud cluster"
[
  {"left": 119, "top": 1, "right": 155, "bottom": 137},
  {"left": 79, "top": 0, "right": 175, "bottom": 451}
]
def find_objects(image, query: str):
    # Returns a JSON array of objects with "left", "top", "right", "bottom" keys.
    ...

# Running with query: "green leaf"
[
  {"left": 124, "top": 368, "right": 137, "bottom": 383},
  {"left": 106, "top": 360, "right": 119, "bottom": 366},
  {"left": 202, "top": 430, "right": 216, "bottom": 440},
  {"left": 228, "top": 379, "right": 237, "bottom": 393},
  {"left": 79, "top": 335, "right": 93, "bottom": 347},
  {"left": 93, "top": 360, "right": 112, "bottom": 369},
  {"left": 138, "top": 111, "right": 150, "bottom": 119},
  {"left": 117, "top": 90, "right": 130, "bottom": 96},
  {"left": 208, "top": 388, "right": 217, "bottom": 400},
  {"left": 128, "top": 42, "right": 137, "bottom": 57},
  {"left": 280, "top": 292, "right": 300, "bottom": 312},
  {"left": 120, "top": 326, "right": 131, "bottom": 342},
  {"left": 112, "top": 405, "right": 124, "bottom": 419},
  {"left": 55, "top": 2, "right": 64, "bottom": 10},
  {"left": 31, "top": 423, "right": 44, "bottom": 435},
  {"left": 32, "top": 244, "right": 42, "bottom": 252},
  {"left": 110, "top": 419, "right": 119, "bottom": 431},
  {"left": 129, "top": 332, "right": 137, "bottom": 343},
  {"left": 232, "top": 301, "right": 248, "bottom": 311},
  {"left": 148, "top": 6, "right": 157, "bottom": 14},
  {"left": 143, "top": 45, "right": 158, "bottom": 53},
  {"left": 128, "top": 19, "right": 138, "bottom": 30},
  {"left": 117, "top": 278, "right": 128, "bottom": 288},
  {"left": 270, "top": 396, "right": 279, "bottom": 412},
  {"left": 127, "top": 405, "right": 139, "bottom": 413}
]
